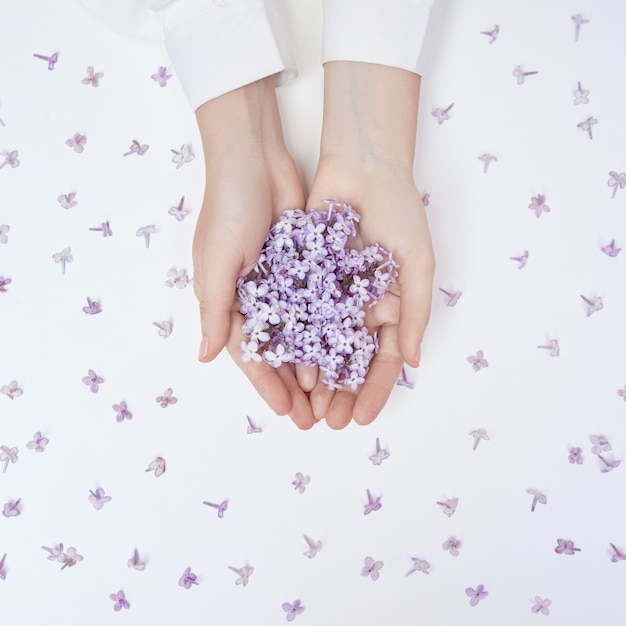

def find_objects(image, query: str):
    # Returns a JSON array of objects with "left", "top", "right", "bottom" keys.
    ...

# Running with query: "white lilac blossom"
[
  {"left": 33, "top": 52, "right": 58, "bottom": 70},
  {"left": 509, "top": 250, "right": 528, "bottom": 269},
  {"left": 577, "top": 116, "right": 597, "bottom": 139},
  {"left": 171, "top": 144, "right": 194, "bottom": 169},
  {"left": 439, "top": 287, "right": 462, "bottom": 307},
  {"left": 151, "top": 66, "right": 171, "bottom": 87},
  {"left": 573, "top": 82, "right": 590, "bottom": 105},
  {"left": 228, "top": 564, "right": 254, "bottom": 586},
  {"left": 467, "top": 350, "right": 488, "bottom": 372},
  {"left": 81, "top": 66, "right": 103, "bottom": 87},
  {"left": 123, "top": 140, "right": 149, "bottom": 156},
  {"left": 361, "top": 556, "right": 383, "bottom": 581},
  {"left": 203, "top": 499, "right": 227, "bottom": 518},
  {"left": 571, "top": 13, "right": 589, "bottom": 41},
  {"left": 436, "top": 498, "right": 458, "bottom": 517},
  {"left": 610, "top": 544, "right": 626, "bottom": 563},
  {"left": 178, "top": 567, "right": 199, "bottom": 589},
  {"left": 580, "top": 294, "right": 603, "bottom": 316},
  {"left": 145, "top": 457, "right": 166, "bottom": 477},
  {"left": 246, "top": 415, "right": 262, "bottom": 434},
  {"left": 443, "top": 536, "right": 461, "bottom": 556},
  {"left": 1, "top": 380, "right": 22, "bottom": 399},
  {"left": 303, "top": 535, "right": 322, "bottom": 558},
  {"left": 82, "top": 369, "right": 103, "bottom": 393},
  {"left": 513, "top": 65, "right": 538, "bottom": 85},
  {"left": 153, "top": 321, "right": 173, "bottom": 338},
  {"left": 89, "top": 221, "right": 113, "bottom": 237},
  {"left": 531, "top": 596, "right": 551, "bottom": 615},
  {"left": 41, "top": 544, "right": 83, "bottom": 570},
  {"left": 608, "top": 171, "right": 626, "bottom": 199},
  {"left": 52, "top": 247, "right": 73, "bottom": 274},
  {"left": 478, "top": 153, "right": 497, "bottom": 173},
  {"left": 537, "top": 340, "right": 560, "bottom": 357},
  {"left": 83, "top": 297, "right": 102, "bottom": 314},
  {"left": 432, "top": 103, "right": 454, "bottom": 125},
  {"left": 292, "top": 473, "right": 310, "bottom": 493},
  {"left": 528, "top": 194, "right": 550, "bottom": 218},
  {"left": 555, "top": 538, "right": 580, "bottom": 555},
  {"left": 363, "top": 489, "right": 382, "bottom": 515},
  {"left": 136, "top": 225, "right": 156, "bottom": 248},
  {"left": 590, "top": 434, "right": 611, "bottom": 455},
  {"left": 156, "top": 388, "right": 177, "bottom": 408},
  {"left": 0, "top": 446, "right": 18, "bottom": 473},
  {"left": 88, "top": 488, "right": 111, "bottom": 510},
  {"left": 470, "top": 428, "right": 489, "bottom": 450},
  {"left": 57, "top": 192, "right": 77, "bottom": 209},
  {"left": 526, "top": 488, "right": 547, "bottom": 512},
  {"left": 168, "top": 196, "right": 189, "bottom": 221},
  {"left": 466, "top": 584, "right": 488, "bottom": 606},
  {"left": 282, "top": 599, "right": 305, "bottom": 622},
  {"left": 406, "top": 557, "right": 431, "bottom": 576},
  {"left": 110, "top": 590, "right": 130, "bottom": 611},
  {"left": 26, "top": 431, "right": 49, "bottom": 452},
  {"left": 0, "top": 276, "right": 11, "bottom": 293},
  {"left": 165, "top": 267, "right": 191, "bottom": 289},
  {"left": 127, "top": 548, "right": 146, "bottom": 571},
  {"left": 602, "top": 240, "right": 621, "bottom": 257},
  {"left": 480, "top": 25, "right": 499, "bottom": 44},
  {"left": 0, "top": 151, "right": 19, "bottom": 169},
  {"left": 112, "top": 401, "right": 132, "bottom": 422},
  {"left": 238, "top": 202, "right": 398, "bottom": 390},
  {"left": 2, "top": 499, "right": 21, "bottom": 518},
  {"left": 369, "top": 437, "right": 390, "bottom": 465},
  {"left": 0, "top": 225, "right": 9, "bottom": 244},
  {"left": 597, "top": 454, "right": 621, "bottom": 473},
  {"left": 66, "top": 133, "right": 86, "bottom": 153}
]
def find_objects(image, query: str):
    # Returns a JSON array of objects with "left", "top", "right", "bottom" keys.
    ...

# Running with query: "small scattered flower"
[
  {"left": 597, "top": 454, "right": 621, "bottom": 473},
  {"left": 203, "top": 499, "right": 228, "bottom": 518},
  {"left": 89, "top": 221, "right": 113, "bottom": 237},
  {"left": 110, "top": 590, "right": 130, "bottom": 611},
  {"left": 439, "top": 287, "right": 462, "bottom": 307},
  {"left": 136, "top": 225, "right": 157, "bottom": 248},
  {"left": 443, "top": 536, "right": 461, "bottom": 556},
  {"left": 145, "top": 457, "right": 166, "bottom": 477},
  {"left": 292, "top": 472, "right": 310, "bottom": 494},
  {"left": 432, "top": 103, "right": 454, "bottom": 125},
  {"left": 123, "top": 139, "right": 149, "bottom": 157},
  {"left": 555, "top": 538, "right": 581, "bottom": 555},
  {"left": 127, "top": 548, "right": 146, "bottom": 571},
  {"left": 580, "top": 294, "right": 603, "bottom": 317},
  {"left": 282, "top": 599, "right": 305, "bottom": 622},
  {"left": 467, "top": 350, "right": 488, "bottom": 372},
  {"left": 466, "top": 584, "right": 488, "bottom": 606},
  {"left": 0, "top": 276, "right": 11, "bottom": 293},
  {"left": 246, "top": 415, "right": 262, "bottom": 434},
  {"left": 568, "top": 446, "right": 583, "bottom": 464},
  {"left": 112, "top": 401, "right": 132, "bottom": 422},
  {"left": 1, "top": 380, "right": 22, "bottom": 400},
  {"left": 33, "top": 52, "right": 58, "bottom": 70},
  {"left": 470, "top": 428, "right": 489, "bottom": 450},
  {"left": 26, "top": 431, "right": 49, "bottom": 452},
  {"left": 82, "top": 369, "right": 103, "bottom": 393},
  {"left": 57, "top": 192, "right": 77, "bottom": 209},
  {"left": 0, "top": 446, "right": 18, "bottom": 473},
  {"left": 0, "top": 150, "right": 19, "bottom": 169},
  {"left": 396, "top": 366, "right": 414, "bottom": 389},
  {"left": 171, "top": 144, "right": 195, "bottom": 169},
  {"left": 436, "top": 497, "right": 458, "bottom": 517},
  {"left": 531, "top": 596, "right": 551, "bottom": 615},
  {"left": 528, "top": 194, "right": 550, "bottom": 218},
  {"left": 0, "top": 553, "right": 6, "bottom": 580},
  {"left": 513, "top": 65, "right": 538, "bottom": 85},
  {"left": 151, "top": 66, "right": 171, "bottom": 87},
  {"left": 178, "top": 567, "right": 199, "bottom": 589},
  {"left": 422, "top": 192, "right": 430, "bottom": 206},
  {"left": 0, "top": 225, "right": 9, "bottom": 245},
  {"left": 610, "top": 543, "right": 626, "bottom": 563},
  {"left": 65, "top": 133, "right": 86, "bottom": 153},
  {"left": 361, "top": 556, "right": 384, "bottom": 581},
  {"left": 478, "top": 153, "right": 497, "bottom": 173},
  {"left": 369, "top": 437, "right": 390, "bottom": 465},
  {"left": 590, "top": 434, "right": 611, "bottom": 455},
  {"left": 153, "top": 320, "right": 173, "bottom": 338},
  {"left": 168, "top": 196, "right": 189, "bottom": 221},
  {"left": 2, "top": 499, "right": 21, "bottom": 518},
  {"left": 303, "top": 534, "right": 322, "bottom": 559},
  {"left": 527, "top": 488, "right": 547, "bottom": 512},
  {"left": 480, "top": 25, "right": 499, "bottom": 44},
  {"left": 364, "top": 489, "right": 382, "bottom": 515},
  {"left": 60, "top": 546, "right": 83, "bottom": 569},
  {"left": 577, "top": 116, "right": 597, "bottom": 140},
  {"left": 52, "top": 247, "right": 73, "bottom": 274},
  {"left": 618, "top": 386, "right": 626, "bottom": 402},
  {"left": 602, "top": 240, "right": 621, "bottom": 257},
  {"left": 509, "top": 250, "right": 529, "bottom": 269},
  {"left": 82, "top": 297, "right": 102, "bottom": 315},
  {"left": 406, "top": 557, "right": 431, "bottom": 576},
  {"left": 608, "top": 171, "right": 626, "bottom": 199},
  {"left": 88, "top": 487, "right": 111, "bottom": 510},
  {"left": 156, "top": 387, "right": 177, "bottom": 408},
  {"left": 228, "top": 564, "right": 254, "bottom": 586},
  {"left": 571, "top": 13, "right": 589, "bottom": 42},
  {"left": 537, "top": 339, "right": 560, "bottom": 357},
  {"left": 165, "top": 267, "right": 191, "bottom": 289},
  {"left": 81, "top": 66, "right": 103, "bottom": 87},
  {"left": 41, "top": 543, "right": 65, "bottom": 562},
  {"left": 573, "top": 81, "right": 590, "bottom": 105}
]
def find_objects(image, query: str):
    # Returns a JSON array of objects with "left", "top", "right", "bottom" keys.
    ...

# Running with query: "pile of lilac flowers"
[{"left": 237, "top": 201, "right": 398, "bottom": 390}]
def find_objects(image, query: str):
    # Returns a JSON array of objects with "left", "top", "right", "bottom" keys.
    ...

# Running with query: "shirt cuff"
[{"left": 322, "top": 0, "right": 433, "bottom": 76}]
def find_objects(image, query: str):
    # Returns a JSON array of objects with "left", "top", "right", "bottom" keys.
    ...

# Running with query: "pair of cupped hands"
[{"left": 192, "top": 62, "right": 434, "bottom": 430}]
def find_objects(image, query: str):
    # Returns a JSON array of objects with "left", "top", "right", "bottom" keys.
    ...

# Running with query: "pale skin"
[{"left": 194, "top": 61, "right": 434, "bottom": 430}]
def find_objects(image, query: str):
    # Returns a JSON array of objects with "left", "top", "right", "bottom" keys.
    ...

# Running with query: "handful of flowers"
[{"left": 237, "top": 201, "right": 398, "bottom": 390}]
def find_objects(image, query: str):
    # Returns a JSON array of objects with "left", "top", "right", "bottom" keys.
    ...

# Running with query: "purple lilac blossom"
[
  {"left": 2, "top": 499, "right": 21, "bottom": 518},
  {"left": 528, "top": 194, "right": 550, "bottom": 218},
  {"left": 178, "top": 567, "right": 198, "bottom": 589},
  {"left": 602, "top": 240, "right": 621, "bottom": 257},
  {"left": 466, "top": 584, "right": 488, "bottom": 606},
  {"left": 88, "top": 488, "right": 111, "bottom": 510},
  {"left": 467, "top": 350, "right": 488, "bottom": 372},
  {"left": 0, "top": 276, "right": 11, "bottom": 292},
  {"left": 26, "top": 431, "right": 49, "bottom": 452},
  {"left": 555, "top": 538, "right": 580, "bottom": 555},
  {"left": 292, "top": 473, "right": 310, "bottom": 494},
  {"left": 436, "top": 498, "right": 458, "bottom": 517},
  {"left": 228, "top": 564, "right": 254, "bottom": 586},
  {"left": 171, "top": 144, "right": 194, "bottom": 168},
  {"left": 66, "top": 134, "right": 86, "bottom": 153},
  {"left": 237, "top": 202, "right": 398, "bottom": 390},
  {"left": 363, "top": 489, "right": 382, "bottom": 515},
  {"left": 145, "top": 457, "right": 166, "bottom": 477},
  {"left": 282, "top": 599, "right": 305, "bottom": 621},
  {"left": 369, "top": 437, "right": 390, "bottom": 465},
  {"left": 128, "top": 548, "right": 146, "bottom": 571},
  {"left": 155, "top": 388, "right": 177, "bottom": 408},
  {"left": 0, "top": 446, "right": 18, "bottom": 473},
  {"left": 168, "top": 197, "right": 189, "bottom": 221},
  {"left": 361, "top": 556, "right": 384, "bottom": 580},
  {"left": 568, "top": 447, "right": 583, "bottom": 464},
  {"left": 1, "top": 380, "right": 22, "bottom": 399},
  {"left": 110, "top": 590, "right": 130, "bottom": 611},
  {"left": 303, "top": 535, "right": 322, "bottom": 558},
  {"left": 57, "top": 192, "right": 77, "bottom": 209},
  {"left": 82, "top": 369, "right": 103, "bottom": 393},
  {"left": 112, "top": 401, "right": 132, "bottom": 422},
  {"left": 33, "top": 52, "right": 58, "bottom": 70},
  {"left": 203, "top": 499, "right": 227, "bottom": 518},
  {"left": 82, "top": 297, "right": 102, "bottom": 314},
  {"left": 151, "top": 66, "right": 171, "bottom": 86},
  {"left": 443, "top": 536, "right": 461, "bottom": 556},
  {"left": 0, "top": 151, "right": 20, "bottom": 169},
  {"left": 406, "top": 557, "right": 430, "bottom": 576},
  {"left": 81, "top": 66, "right": 103, "bottom": 87},
  {"left": 531, "top": 596, "right": 551, "bottom": 615},
  {"left": 480, "top": 25, "right": 499, "bottom": 43},
  {"left": 0, "top": 225, "right": 9, "bottom": 244},
  {"left": 123, "top": 140, "right": 149, "bottom": 156},
  {"left": 0, "top": 553, "right": 6, "bottom": 580}
]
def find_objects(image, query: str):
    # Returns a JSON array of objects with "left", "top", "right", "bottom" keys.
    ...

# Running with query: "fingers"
[
  {"left": 295, "top": 363, "right": 318, "bottom": 392},
  {"left": 276, "top": 366, "right": 317, "bottom": 430},
  {"left": 310, "top": 377, "right": 335, "bottom": 422}
]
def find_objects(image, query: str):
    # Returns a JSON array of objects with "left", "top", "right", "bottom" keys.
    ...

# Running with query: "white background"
[{"left": 1, "top": 1, "right": 626, "bottom": 624}]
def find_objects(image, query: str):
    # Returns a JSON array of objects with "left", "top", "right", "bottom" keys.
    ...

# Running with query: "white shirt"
[{"left": 78, "top": 0, "right": 433, "bottom": 110}]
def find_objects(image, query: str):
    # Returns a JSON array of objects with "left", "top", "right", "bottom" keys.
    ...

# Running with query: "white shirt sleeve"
[
  {"left": 321, "top": 0, "right": 433, "bottom": 76},
  {"left": 77, "top": 0, "right": 297, "bottom": 110}
]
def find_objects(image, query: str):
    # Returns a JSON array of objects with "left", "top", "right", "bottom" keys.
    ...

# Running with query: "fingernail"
[
  {"left": 415, "top": 345, "right": 421, "bottom": 367},
  {"left": 198, "top": 336, "right": 210, "bottom": 361}
]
